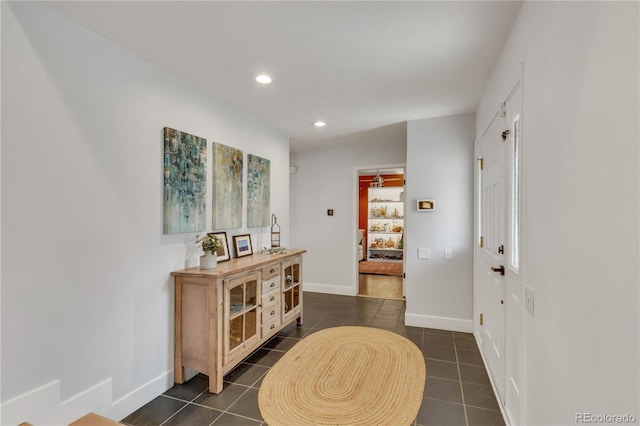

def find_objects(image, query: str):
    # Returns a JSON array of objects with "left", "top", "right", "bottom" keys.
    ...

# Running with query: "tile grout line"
[
  {"left": 156, "top": 397, "right": 192, "bottom": 426},
  {"left": 158, "top": 386, "right": 222, "bottom": 425},
  {"left": 453, "top": 335, "right": 470, "bottom": 426}
]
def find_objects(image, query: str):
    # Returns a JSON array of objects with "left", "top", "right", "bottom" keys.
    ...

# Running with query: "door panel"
[{"left": 477, "top": 113, "right": 506, "bottom": 402}]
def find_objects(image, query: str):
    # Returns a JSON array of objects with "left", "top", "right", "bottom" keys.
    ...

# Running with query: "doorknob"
[{"left": 491, "top": 265, "right": 505, "bottom": 276}]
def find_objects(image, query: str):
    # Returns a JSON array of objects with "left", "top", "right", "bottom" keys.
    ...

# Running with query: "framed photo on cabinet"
[
  {"left": 210, "top": 231, "right": 230, "bottom": 262},
  {"left": 233, "top": 234, "right": 253, "bottom": 257}
]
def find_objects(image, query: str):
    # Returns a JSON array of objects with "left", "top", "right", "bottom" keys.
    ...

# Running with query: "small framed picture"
[
  {"left": 210, "top": 231, "right": 230, "bottom": 262},
  {"left": 417, "top": 199, "right": 436, "bottom": 211},
  {"left": 233, "top": 234, "right": 253, "bottom": 257}
]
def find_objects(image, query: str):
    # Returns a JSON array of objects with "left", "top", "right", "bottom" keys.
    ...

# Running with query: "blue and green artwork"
[
  {"left": 247, "top": 154, "right": 270, "bottom": 228},
  {"left": 163, "top": 127, "right": 206, "bottom": 234},
  {"left": 212, "top": 143, "right": 243, "bottom": 229}
]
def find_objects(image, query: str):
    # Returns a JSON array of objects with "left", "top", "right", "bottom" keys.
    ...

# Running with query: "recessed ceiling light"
[
  {"left": 314, "top": 121, "right": 326, "bottom": 127},
  {"left": 256, "top": 74, "right": 272, "bottom": 84}
]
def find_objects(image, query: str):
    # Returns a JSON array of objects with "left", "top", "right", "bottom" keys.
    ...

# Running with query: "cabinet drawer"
[
  {"left": 262, "top": 275, "right": 280, "bottom": 294},
  {"left": 262, "top": 263, "right": 281, "bottom": 280},
  {"left": 261, "top": 303, "right": 281, "bottom": 322},
  {"left": 262, "top": 315, "right": 282, "bottom": 338},
  {"left": 261, "top": 289, "right": 279, "bottom": 308}
]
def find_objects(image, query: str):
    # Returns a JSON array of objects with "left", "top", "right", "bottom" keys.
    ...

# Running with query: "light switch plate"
[
  {"left": 418, "top": 248, "right": 431, "bottom": 259},
  {"left": 444, "top": 248, "right": 453, "bottom": 260},
  {"left": 525, "top": 286, "right": 535, "bottom": 316}
]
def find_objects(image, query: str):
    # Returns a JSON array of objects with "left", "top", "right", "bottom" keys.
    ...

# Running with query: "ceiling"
[{"left": 47, "top": 1, "right": 522, "bottom": 152}]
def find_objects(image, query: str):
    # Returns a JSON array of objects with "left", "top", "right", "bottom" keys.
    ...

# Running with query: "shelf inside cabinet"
[
  {"left": 284, "top": 282, "right": 298, "bottom": 291},
  {"left": 229, "top": 303, "right": 257, "bottom": 318},
  {"left": 369, "top": 200, "right": 403, "bottom": 203},
  {"left": 368, "top": 257, "right": 403, "bottom": 263}
]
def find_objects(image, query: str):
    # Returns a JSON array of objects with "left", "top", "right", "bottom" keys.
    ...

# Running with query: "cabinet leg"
[
  {"left": 209, "top": 372, "right": 224, "bottom": 394},
  {"left": 296, "top": 315, "right": 303, "bottom": 326},
  {"left": 174, "top": 366, "right": 185, "bottom": 384}
]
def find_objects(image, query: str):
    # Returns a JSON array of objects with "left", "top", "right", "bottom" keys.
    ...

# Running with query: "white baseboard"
[
  {"left": 109, "top": 370, "right": 174, "bottom": 421},
  {"left": 404, "top": 313, "right": 473, "bottom": 333},
  {"left": 303, "top": 282, "right": 356, "bottom": 296},
  {"left": 1, "top": 379, "right": 112, "bottom": 425},
  {"left": 1, "top": 370, "right": 174, "bottom": 425}
]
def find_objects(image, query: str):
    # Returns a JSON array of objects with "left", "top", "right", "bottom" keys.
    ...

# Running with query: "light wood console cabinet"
[{"left": 171, "top": 250, "right": 305, "bottom": 394}]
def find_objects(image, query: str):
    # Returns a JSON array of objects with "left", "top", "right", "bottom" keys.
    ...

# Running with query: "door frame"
[{"left": 352, "top": 163, "right": 406, "bottom": 297}]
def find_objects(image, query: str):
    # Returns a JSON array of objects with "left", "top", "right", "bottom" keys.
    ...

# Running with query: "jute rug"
[
  {"left": 258, "top": 326, "right": 426, "bottom": 426},
  {"left": 358, "top": 261, "right": 403, "bottom": 277}
]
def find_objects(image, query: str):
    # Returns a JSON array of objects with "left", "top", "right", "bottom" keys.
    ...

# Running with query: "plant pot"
[{"left": 200, "top": 251, "right": 218, "bottom": 270}]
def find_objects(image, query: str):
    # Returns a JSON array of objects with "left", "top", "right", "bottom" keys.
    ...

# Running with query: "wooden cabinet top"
[{"left": 171, "top": 249, "right": 306, "bottom": 279}]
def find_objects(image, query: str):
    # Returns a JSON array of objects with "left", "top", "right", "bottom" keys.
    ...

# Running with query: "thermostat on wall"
[{"left": 417, "top": 199, "right": 436, "bottom": 211}]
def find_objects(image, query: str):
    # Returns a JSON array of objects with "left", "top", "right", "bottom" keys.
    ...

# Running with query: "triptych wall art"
[
  {"left": 212, "top": 143, "right": 243, "bottom": 229},
  {"left": 162, "top": 127, "right": 271, "bottom": 237},
  {"left": 163, "top": 127, "right": 207, "bottom": 234},
  {"left": 247, "top": 154, "right": 271, "bottom": 227}
]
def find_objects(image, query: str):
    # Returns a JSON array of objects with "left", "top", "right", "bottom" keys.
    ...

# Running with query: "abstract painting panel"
[
  {"left": 247, "top": 154, "right": 270, "bottom": 227},
  {"left": 163, "top": 127, "right": 206, "bottom": 234},
  {"left": 212, "top": 142, "right": 243, "bottom": 229}
]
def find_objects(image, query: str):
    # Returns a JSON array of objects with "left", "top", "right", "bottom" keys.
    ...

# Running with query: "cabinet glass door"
[
  {"left": 227, "top": 274, "right": 259, "bottom": 355},
  {"left": 283, "top": 259, "right": 301, "bottom": 316},
  {"left": 245, "top": 279, "right": 258, "bottom": 341}
]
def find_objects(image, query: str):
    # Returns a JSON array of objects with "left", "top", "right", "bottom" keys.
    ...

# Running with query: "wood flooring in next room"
[{"left": 358, "top": 273, "right": 404, "bottom": 300}]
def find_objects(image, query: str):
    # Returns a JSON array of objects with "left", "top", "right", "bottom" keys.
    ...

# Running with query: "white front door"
[
  {"left": 503, "top": 81, "right": 523, "bottom": 425},
  {"left": 475, "top": 79, "right": 524, "bottom": 424},
  {"left": 477, "top": 112, "right": 507, "bottom": 402}
]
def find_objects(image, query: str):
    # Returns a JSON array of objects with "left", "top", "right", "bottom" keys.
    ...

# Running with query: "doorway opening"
[{"left": 356, "top": 166, "right": 405, "bottom": 300}]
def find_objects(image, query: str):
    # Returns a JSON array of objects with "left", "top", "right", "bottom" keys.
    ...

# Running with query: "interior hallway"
[{"left": 122, "top": 293, "right": 502, "bottom": 426}]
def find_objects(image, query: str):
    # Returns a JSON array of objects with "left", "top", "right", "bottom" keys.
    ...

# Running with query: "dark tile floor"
[{"left": 121, "top": 292, "right": 504, "bottom": 426}]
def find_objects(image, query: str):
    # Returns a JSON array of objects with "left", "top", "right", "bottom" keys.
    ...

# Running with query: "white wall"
[
  {"left": 1, "top": 2, "right": 289, "bottom": 423},
  {"left": 290, "top": 123, "right": 406, "bottom": 295},
  {"left": 404, "top": 114, "right": 475, "bottom": 332},
  {"left": 476, "top": 2, "right": 639, "bottom": 424}
]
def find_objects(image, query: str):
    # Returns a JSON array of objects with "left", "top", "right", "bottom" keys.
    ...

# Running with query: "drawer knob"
[
  {"left": 271, "top": 310, "right": 276, "bottom": 315},
  {"left": 270, "top": 268, "right": 275, "bottom": 273},
  {"left": 270, "top": 324, "right": 275, "bottom": 330},
  {"left": 269, "top": 296, "right": 275, "bottom": 302},
  {"left": 270, "top": 283, "right": 275, "bottom": 288}
]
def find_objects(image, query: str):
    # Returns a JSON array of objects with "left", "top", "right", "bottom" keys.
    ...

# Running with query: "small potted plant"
[{"left": 196, "top": 233, "right": 221, "bottom": 270}]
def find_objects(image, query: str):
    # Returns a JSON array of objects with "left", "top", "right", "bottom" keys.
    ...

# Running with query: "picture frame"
[
  {"left": 210, "top": 231, "right": 230, "bottom": 262},
  {"left": 417, "top": 199, "right": 436, "bottom": 211},
  {"left": 233, "top": 234, "right": 253, "bottom": 257}
]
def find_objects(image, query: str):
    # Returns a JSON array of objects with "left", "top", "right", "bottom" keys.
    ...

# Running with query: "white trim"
[
  {"left": 404, "top": 313, "right": 473, "bottom": 333},
  {"left": 303, "top": 282, "right": 356, "bottom": 296},
  {"left": 1, "top": 379, "right": 112, "bottom": 425},
  {"left": 0, "top": 370, "right": 173, "bottom": 425},
  {"left": 109, "top": 370, "right": 174, "bottom": 421}
]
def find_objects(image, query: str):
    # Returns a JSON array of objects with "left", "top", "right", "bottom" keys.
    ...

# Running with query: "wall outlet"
[
  {"left": 418, "top": 248, "right": 431, "bottom": 259},
  {"left": 525, "top": 286, "right": 535, "bottom": 316},
  {"left": 444, "top": 248, "right": 453, "bottom": 260}
]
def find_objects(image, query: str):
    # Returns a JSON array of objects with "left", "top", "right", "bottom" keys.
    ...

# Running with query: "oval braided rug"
[{"left": 258, "top": 326, "right": 426, "bottom": 426}]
